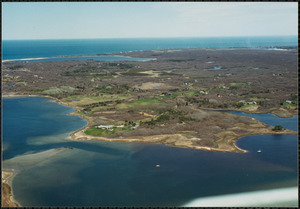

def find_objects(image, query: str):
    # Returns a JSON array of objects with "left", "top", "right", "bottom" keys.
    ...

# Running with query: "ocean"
[
  {"left": 2, "top": 36, "right": 298, "bottom": 61},
  {"left": 2, "top": 97, "right": 298, "bottom": 206}
]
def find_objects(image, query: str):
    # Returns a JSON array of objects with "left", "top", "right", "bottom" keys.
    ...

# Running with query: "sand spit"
[
  {"left": 70, "top": 124, "right": 297, "bottom": 153},
  {"left": 2, "top": 54, "right": 156, "bottom": 63},
  {"left": 2, "top": 149, "right": 67, "bottom": 207}
]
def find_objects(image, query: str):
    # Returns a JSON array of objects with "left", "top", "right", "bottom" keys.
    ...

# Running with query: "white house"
[
  {"left": 199, "top": 90, "right": 205, "bottom": 94},
  {"left": 97, "top": 125, "right": 114, "bottom": 131}
]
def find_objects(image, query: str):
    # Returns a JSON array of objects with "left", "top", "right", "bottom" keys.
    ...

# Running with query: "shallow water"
[{"left": 2, "top": 97, "right": 298, "bottom": 206}]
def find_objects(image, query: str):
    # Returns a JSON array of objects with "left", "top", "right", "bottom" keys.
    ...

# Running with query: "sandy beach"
[
  {"left": 70, "top": 120, "right": 297, "bottom": 153},
  {"left": 2, "top": 171, "right": 20, "bottom": 207},
  {"left": 2, "top": 148, "right": 67, "bottom": 207}
]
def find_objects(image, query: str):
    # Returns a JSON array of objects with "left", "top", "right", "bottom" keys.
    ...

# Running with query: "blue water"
[
  {"left": 220, "top": 110, "right": 298, "bottom": 131},
  {"left": 2, "top": 36, "right": 297, "bottom": 60},
  {"left": 2, "top": 97, "right": 298, "bottom": 206},
  {"left": 2, "top": 97, "right": 87, "bottom": 160}
]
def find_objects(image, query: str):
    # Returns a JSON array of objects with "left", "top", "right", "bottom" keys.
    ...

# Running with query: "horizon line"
[{"left": 3, "top": 35, "right": 298, "bottom": 41}]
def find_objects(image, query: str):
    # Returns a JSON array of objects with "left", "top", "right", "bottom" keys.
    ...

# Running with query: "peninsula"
[{"left": 2, "top": 48, "right": 297, "bottom": 152}]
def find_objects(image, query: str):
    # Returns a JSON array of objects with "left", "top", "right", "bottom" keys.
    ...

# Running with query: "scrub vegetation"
[{"left": 3, "top": 47, "right": 297, "bottom": 151}]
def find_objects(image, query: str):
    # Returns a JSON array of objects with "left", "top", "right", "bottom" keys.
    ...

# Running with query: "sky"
[{"left": 2, "top": 2, "right": 298, "bottom": 40}]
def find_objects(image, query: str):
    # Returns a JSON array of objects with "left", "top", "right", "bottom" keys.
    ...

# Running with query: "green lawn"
[
  {"left": 115, "top": 98, "right": 164, "bottom": 109},
  {"left": 85, "top": 126, "right": 133, "bottom": 136},
  {"left": 63, "top": 94, "right": 129, "bottom": 106},
  {"left": 43, "top": 86, "right": 76, "bottom": 95},
  {"left": 282, "top": 102, "right": 297, "bottom": 108},
  {"left": 91, "top": 98, "right": 164, "bottom": 112},
  {"left": 184, "top": 91, "right": 200, "bottom": 98},
  {"left": 230, "top": 82, "right": 251, "bottom": 86},
  {"left": 85, "top": 127, "right": 115, "bottom": 136}
]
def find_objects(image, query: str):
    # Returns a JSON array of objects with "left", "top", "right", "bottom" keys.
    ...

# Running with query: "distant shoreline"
[
  {"left": 2, "top": 45, "right": 297, "bottom": 63},
  {"left": 2, "top": 54, "right": 156, "bottom": 63}
]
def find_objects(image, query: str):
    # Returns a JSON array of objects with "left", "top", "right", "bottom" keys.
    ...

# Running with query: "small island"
[{"left": 3, "top": 48, "right": 298, "bottom": 154}]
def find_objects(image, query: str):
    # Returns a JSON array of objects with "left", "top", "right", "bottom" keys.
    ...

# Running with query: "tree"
[
  {"left": 272, "top": 125, "right": 284, "bottom": 131},
  {"left": 234, "top": 102, "right": 244, "bottom": 108}
]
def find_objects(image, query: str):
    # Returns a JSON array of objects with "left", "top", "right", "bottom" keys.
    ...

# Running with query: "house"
[
  {"left": 239, "top": 100, "right": 246, "bottom": 103},
  {"left": 285, "top": 100, "right": 292, "bottom": 104},
  {"left": 97, "top": 125, "right": 114, "bottom": 131},
  {"left": 199, "top": 90, "right": 205, "bottom": 94},
  {"left": 247, "top": 101, "right": 257, "bottom": 105}
]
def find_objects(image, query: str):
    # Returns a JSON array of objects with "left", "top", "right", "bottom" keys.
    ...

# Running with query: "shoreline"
[
  {"left": 2, "top": 170, "right": 20, "bottom": 207},
  {"left": 2, "top": 54, "right": 156, "bottom": 63},
  {"left": 3, "top": 94, "right": 297, "bottom": 149},
  {"left": 2, "top": 45, "right": 296, "bottom": 62},
  {"left": 70, "top": 122, "right": 297, "bottom": 153},
  {"left": 200, "top": 107, "right": 296, "bottom": 119},
  {"left": 40, "top": 98, "right": 300, "bottom": 153},
  {"left": 2, "top": 94, "right": 298, "bottom": 207}
]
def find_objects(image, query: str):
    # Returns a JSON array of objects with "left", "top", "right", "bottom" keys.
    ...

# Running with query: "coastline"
[
  {"left": 56, "top": 98, "right": 298, "bottom": 153},
  {"left": 2, "top": 170, "right": 20, "bottom": 207},
  {"left": 2, "top": 54, "right": 156, "bottom": 63},
  {"left": 70, "top": 121, "right": 297, "bottom": 153},
  {"left": 3, "top": 94, "right": 297, "bottom": 153},
  {"left": 50, "top": 94, "right": 296, "bottom": 153},
  {"left": 200, "top": 107, "right": 296, "bottom": 119},
  {"left": 2, "top": 147, "right": 67, "bottom": 207},
  {"left": 2, "top": 94, "right": 297, "bottom": 207}
]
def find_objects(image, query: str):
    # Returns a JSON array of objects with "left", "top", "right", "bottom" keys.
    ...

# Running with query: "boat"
[
  {"left": 257, "top": 149, "right": 262, "bottom": 153},
  {"left": 156, "top": 164, "right": 160, "bottom": 167}
]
